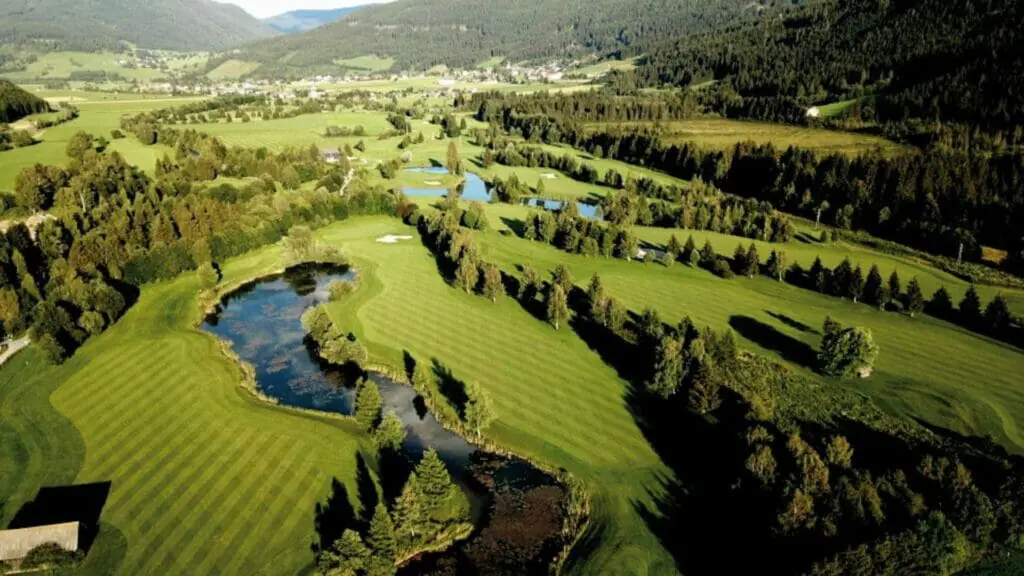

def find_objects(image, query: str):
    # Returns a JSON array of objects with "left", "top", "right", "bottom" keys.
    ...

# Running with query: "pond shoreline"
[{"left": 196, "top": 261, "right": 590, "bottom": 575}]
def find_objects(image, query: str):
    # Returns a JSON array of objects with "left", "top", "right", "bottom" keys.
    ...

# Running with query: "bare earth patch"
[{"left": 376, "top": 235, "right": 414, "bottom": 244}]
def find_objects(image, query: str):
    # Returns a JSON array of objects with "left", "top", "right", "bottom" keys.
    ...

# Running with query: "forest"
[
  {"left": 473, "top": 92, "right": 1024, "bottom": 274},
  {"left": 632, "top": 0, "right": 1024, "bottom": 144},
  {"left": 231, "top": 0, "right": 781, "bottom": 76},
  {"left": 0, "top": 80, "right": 50, "bottom": 123}
]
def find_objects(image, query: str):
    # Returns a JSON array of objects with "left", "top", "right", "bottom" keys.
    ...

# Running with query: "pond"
[
  {"left": 201, "top": 264, "right": 567, "bottom": 574},
  {"left": 402, "top": 167, "right": 491, "bottom": 202},
  {"left": 522, "top": 197, "right": 603, "bottom": 220}
]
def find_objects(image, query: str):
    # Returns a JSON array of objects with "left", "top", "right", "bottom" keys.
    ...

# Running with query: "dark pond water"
[
  {"left": 403, "top": 167, "right": 491, "bottom": 202},
  {"left": 522, "top": 197, "right": 603, "bottom": 220},
  {"left": 201, "top": 264, "right": 566, "bottom": 574}
]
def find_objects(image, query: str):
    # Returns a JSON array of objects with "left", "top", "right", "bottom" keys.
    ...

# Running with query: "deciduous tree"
[{"left": 545, "top": 283, "right": 570, "bottom": 330}]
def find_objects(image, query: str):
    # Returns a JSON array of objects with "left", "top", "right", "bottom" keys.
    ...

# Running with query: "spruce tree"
[
  {"left": 959, "top": 285, "right": 982, "bottom": 325},
  {"left": 546, "top": 283, "right": 570, "bottom": 330},
  {"left": 927, "top": 287, "right": 954, "bottom": 319},
  {"left": 319, "top": 529, "right": 369, "bottom": 576},
  {"left": 864, "top": 265, "right": 886, "bottom": 308},
  {"left": 391, "top": 472, "right": 422, "bottom": 546},
  {"left": 832, "top": 258, "right": 854, "bottom": 297},
  {"left": 666, "top": 234, "right": 683, "bottom": 258},
  {"left": 648, "top": 336, "right": 683, "bottom": 399},
  {"left": 373, "top": 412, "right": 406, "bottom": 452},
  {"left": 744, "top": 243, "right": 760, "bottom": 278},
  {"left": 354, "top": 380, "right": 383, "bottom": 432},
  {"left": 984, "top": 295, "right": 1011, "bottom": 333},
  {"left": 731, "top": 243, "right": 748, "bottom": 275},
  {"left": 888, "top": 271, "right": 902, "bottom": 307},
  {"left": 905, "top": 277, "right": 925, "bottom": 317},
  {"left": 699, "top": 240, "right": 717, "bottom": 268},
  {"left": 848, "top": 265, "right": 865, "bottom": 303},
  {"left": 415, "top": 450, "right": 455, "bottom": 519},
  {"left": 810, "top": 257, "right": 828, "bottom": 293},
  {"left": 365, "top": 503, "right": 397, "bottom": 576},
  {"left": 683, "top": 235, "right": 697, "bottom": 261}
]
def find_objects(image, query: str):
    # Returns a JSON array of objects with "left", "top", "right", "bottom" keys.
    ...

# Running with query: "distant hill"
[
  {"left": 0, "top": 0, "right": 277, "bottom": 52},
  {"left": 0, "top": 80, "right": 49, "bottom": 123},
  {"left": 233, "top": 0, "right": 778, "bottom": 76},
  {"left": 263, "top": 7, "right": 364, "bottom": 34},
  {"left": 634, "top": 0, "right": 1024, "bottom": 132}
]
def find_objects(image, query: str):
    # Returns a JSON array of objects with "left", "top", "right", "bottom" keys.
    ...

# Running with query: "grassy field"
[
  {"left": 0, "top": 237, "right": 378, "bottom": 575},
  {"left": 0, "top": 96, "right": 201, "bottom": 190},
  {"left": 206, "top": 59, "right": 262, "bottom": 81},
  {"left": 318, "top": 218, "right": 677, "bottom": 575},
  {"left": 572, "top": 57, "right": 640, "bottom": 77},
  {"left": 334, "top": 55, "right": 396, "bottom": 72},
  {"left": 1, "top": 52, "right": 167, "bottom": 82},
  {"left": 588, "top": 118, "right": 910, "bottom": 157}
]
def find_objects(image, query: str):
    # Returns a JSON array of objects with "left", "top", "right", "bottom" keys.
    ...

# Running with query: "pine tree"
[
  {"left": 847, "top": 265, "right": 865, "bottom": 303},
  {"left": 365, "top": 503, "right": 397, "bottom": 576},
  {"left": 888, "top": 271, "right": 902, "bottom": 307},
  {"left": 373, "top": 412, "right": 406, "bottom": 452},
  {"left": 699, "top": 240, "right": 717, "bottom": 268},
  {"left": 648, "top": 336, "right": 683, "bottom": 399},
  {"left": 319, "top": 529, "right": 369, "bottom": 576},
  {"left": 832, "top": 258, "right": 853, "bottom": 297},
  {"left": 354, "top": 380, "right": 382, "bottom": 432},
  {"left": 683, "top": 235, "right": 697, "bottom": 261},
  {"left": 731, "top": 243, "right": 747, "bottom": 275},
  {"left": 810, "top": 257, "right": 828, "bottom": 293},
  {"left": 536, "top": 177, "right": 546, "bottom": 196},
  {"left": 864, "top": 265, "right": 886, "bottom": 308},
  {"left": 391, "top": 472, "right": 422, "bottom": 546},
  {"left": 445, "top": 141, "right": 460, "bottom": 175},
  {"left": 984, "top": 295, "right": 1011, "bottom": 334},
  {"left": 463, "top": 382, "right": 496, "bottom": 437},
  {"left": 546, "top": 283, "right": 570, "bottom": 330},
  {"left": 666, "top": 234, "right": 683, "bottom": 257},
  {"left": 744, "top": 243, "right": 760, "bottom": 278},
  {"left": 959, "top": 285, "right": 982, "bottom": 325},
  {"left": 415, "top": 449, "right": 455, "bottom": 519},
  {"left": 905, "top": 277, "right": 925, "bottom": 317},
  {"left": 687, "top": 360, "right": 722, "bottom": 414},
  {"left": 927, "top": 287, "right": 954, "bottom": 319}
]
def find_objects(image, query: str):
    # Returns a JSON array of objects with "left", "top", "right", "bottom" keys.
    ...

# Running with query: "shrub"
[
  {"left": 328, "top": 279, "right": 356, "bottom": 301},
  {"left": 711, "top": 258, "right": 734, "bottom": 279}
]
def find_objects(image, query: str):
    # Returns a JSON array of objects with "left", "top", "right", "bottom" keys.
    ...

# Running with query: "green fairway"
[
  {"left": 588, "top": 118, "right": 909, "bottom": 156},
  {"left": 0, "top": 239, "right": 377, "bottom": 575},
  {"left": 316, "top": 218, "right": 678, "bottom": 575}
]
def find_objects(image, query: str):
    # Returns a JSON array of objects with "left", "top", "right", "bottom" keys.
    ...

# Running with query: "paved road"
[{"left": 0, "top": 338, "right": 30, "bottom": 367}]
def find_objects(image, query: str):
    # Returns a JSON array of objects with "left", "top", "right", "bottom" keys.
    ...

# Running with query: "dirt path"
[{"left": 0, "top": 338, "right": 30, "bottom": 367}]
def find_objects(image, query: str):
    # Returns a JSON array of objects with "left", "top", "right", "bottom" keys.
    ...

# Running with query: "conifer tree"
[
  {"left": 959, "top": 285, "right": 982, "bottom": 325},
  {"left": 905, "top": 277, "right": 925, "bottom": 317},
  {"left": 683, "top": 234, "right": 697, "bottom": 261},
  {"left": 373, "top": 412, "right": 406, "bottom": 452},
  {"left": 732, "top": 243, "right": 748, "bottom": 275},
  {"left": 744, "top": 243, "right": 760, "bottom": 277},
  {"left": 415, "top": 450, "right": 455, "bottom": 519},
  {"left": 888, "top": 270, "right": 902, "bottom": 307},
  {"left": 649, "top": 336, "right": 683, "bottom": 399},
  {"left": 864, "top": 265, "right": 887, "bottom": 308},
  {"left": 767, "top": 249, "right": 786, "bottom": 281},
  {"left": 365, "top": 503, "right": 396, "bottom": 576},
  {"left": 355, "top": 380, "right": 383, "bottom": 432},
  {"left": 391, "top": 472, "right": 422, "bottom": 545},
  {"left": 848, "top": 265, "right": 865, "bottom": 303},
  {"left": 318, "top": 529, "right": 369, "bottom": 576},
  {"left": 810, "top": 257, "right": 828, "bottom": 293},
  {"left": 699, "top": 240, "right": 717, "bottom": 268},
  {"left": 984, "top": 295, "right": 1011, "bottom": 333},
  {"left": 927, "top": 287, "right": 954, "bottom": 319},
  {"left": 666, "top": 234, "right": 683, "bottom": 258}
]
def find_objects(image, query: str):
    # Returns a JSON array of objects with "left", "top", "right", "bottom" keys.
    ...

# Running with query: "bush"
[
  {"left": 712, "top": 258, "right": 735, "bottom": 279},
  {"left": 21, "top": 542, "right": 81, "bottom": 570},
  {"left": 819, "top": 318, "right": 879, "bottom": 378},
  {"left": 328, "top": 279, "right": 355, "bottom": 301}
]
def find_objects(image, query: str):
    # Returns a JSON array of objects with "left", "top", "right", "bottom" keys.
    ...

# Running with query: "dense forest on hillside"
[
  {"left": 633, "top": 0, "right": 1024, "bottom": 140},
  {"left": 0, "top": 80, "right": 49, "bottom": 123},
  {"left": 232, "top": 0, "right": 779, "bottom": 76},
  {"left": 471, "top": 92, "right": 1024, "bottom": 273},
  {"left": 0, "top": 0, "right": 276, "bottom": 52},
  {"left": 262, "top": 8, "right": 363, "bottom": 34}
]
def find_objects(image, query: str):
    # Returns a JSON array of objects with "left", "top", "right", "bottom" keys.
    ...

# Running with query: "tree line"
[
  {"left": 0, "top": 80, "right": 50, "bottom": 123},
  {"left": 474, "top": 92, "right": 1024, "bottom": 275}
]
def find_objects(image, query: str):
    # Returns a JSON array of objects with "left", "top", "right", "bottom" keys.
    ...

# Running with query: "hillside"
[
  {"left": 634, "top": 0, "right": 1024, "bottom": 134},
  {"left": 263, "top": 7, "right": 364, "bottom": 34},
  {"left": 0, "top": 0, "right": 277, "bottom": 52},
  {"left": 233, "top": 0, "right": 780, "bottom": 75},
  {"left": 0, "top": 80, "right": 49, "bottom": 123}
]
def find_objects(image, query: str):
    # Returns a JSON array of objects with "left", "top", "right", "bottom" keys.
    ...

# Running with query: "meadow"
[
  {"left": 206, "top": 59, "right": 262, "bottom": 81},
  {"left": 1, "top": 52, "right": 168, "bottom": 82},
  {"left": 588, "top": 118, "right": 910, "bottom": 156},
  {"left": 0, "top": 234, "right": 378, "bottom": 575},
  {"left": 333, "top": 55, "right": 396, "bottom": 72}
]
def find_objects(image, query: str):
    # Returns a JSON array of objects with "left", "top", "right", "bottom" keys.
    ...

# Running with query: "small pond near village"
[{"left": 201, "top": 263, "right": 568, "bottom": 574}]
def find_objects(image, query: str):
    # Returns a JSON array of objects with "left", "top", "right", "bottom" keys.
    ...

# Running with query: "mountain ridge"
[{"left": 262, "top": 7, "right": 365, "bottom": 34}]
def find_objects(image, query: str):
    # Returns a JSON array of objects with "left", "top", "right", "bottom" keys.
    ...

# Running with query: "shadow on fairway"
[
  {"left": 312, "top": 477, "right": 355, "bottom": 554},
  {"left": 728, "top": 315, "right": 818, "bottom": 369}
]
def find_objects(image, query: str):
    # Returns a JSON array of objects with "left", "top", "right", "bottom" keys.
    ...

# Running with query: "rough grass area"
[
  {"left": 206, "top": 59, "right": 262, "bottom": 81},
  {"left": 588, "top": 118, "right": 909, "bottom": 156},
  {"left": 572, "top": 57, "right": 640, "bottom": 77},
  {"left": 333, "top": 55, "right": 396, "bottom": 72},
  {"left": 1, "top": 52, "right": 168, "bottom": 82},
  {"left": 0, "top": 240, "right": 377, "bottom": 575}
]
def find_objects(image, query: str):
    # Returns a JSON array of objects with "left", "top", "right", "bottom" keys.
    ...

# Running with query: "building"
[
  {"left": 806, "top": 106, "right": 821, "bottom": 118},
  {"left": 0, "top": 522, "right": 79, "bottom": 566},
  {"left": 320, "top": 148, "right": 342, "bottom": 164}
]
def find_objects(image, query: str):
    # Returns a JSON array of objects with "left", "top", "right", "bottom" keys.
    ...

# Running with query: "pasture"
[
  {"left": 1, "top": 52, "right": 166, "bottom": 82},
  {"left": 206, "top": 59, "right": 262, "bottom": 81},
  {"left": 0, "top": 236, "right": 378, "bottom": 575},
  {"left": 588, "top": 118, "right": 909, "bottom": 156},
  {"left": 333, "top": 55, "right": 396, "bottom": 72}
]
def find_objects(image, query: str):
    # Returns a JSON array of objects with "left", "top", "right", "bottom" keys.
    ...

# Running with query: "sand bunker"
[{"left": 376, "top": 235, "right": 414, "bottom": 244}]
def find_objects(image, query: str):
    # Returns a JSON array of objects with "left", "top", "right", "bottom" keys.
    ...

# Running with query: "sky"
[{"left": 218, "top": 0, "right": 394, "bottom": 19}]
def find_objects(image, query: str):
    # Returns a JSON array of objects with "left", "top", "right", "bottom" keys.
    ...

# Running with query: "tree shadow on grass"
[
  {"left": 728, "top": 315, "right": 818, "bottom": 370},
  {"left": 312, "top": 477, "right": 355, "bottom": 554},
  {"left": 356, "top": 453, "right": 379, "bottom": 526},
  {"left": 432, "top": 358, "right": 468, "bottom": 418},
  {"left": 766, "top": 311, "right": 818, "bottom": 334},
  {"left": 500, "top": 216, "right": 526, "bottom": 237}
]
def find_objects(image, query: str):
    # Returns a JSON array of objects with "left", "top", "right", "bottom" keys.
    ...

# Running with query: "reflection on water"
[{"left": 402, "top": 168, "right": 491, "bottom": 202}]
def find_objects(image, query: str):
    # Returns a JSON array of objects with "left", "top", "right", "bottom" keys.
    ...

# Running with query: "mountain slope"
[
  {"left": 0, "top": 0, "right": 277, "bottom": 52},
  {"left": 263, "top": 7, "right": 363, "bottom": 34},
  {"left": 0, "top": 80, "right": 49, "bottom": 123},
  {"left": 235, "top": 0, "right": 779, "bottom": 75},
  {"left": 635, "top": 0, "right": 1024, "bottom": 132}
]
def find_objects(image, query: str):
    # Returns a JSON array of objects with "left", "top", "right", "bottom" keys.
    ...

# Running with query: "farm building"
[
  {"left": 320, "top": 148, "right": 342, "bottom": 164},
  {"left": 0, "top": 521, "right": 79, "bottom": 565}
]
